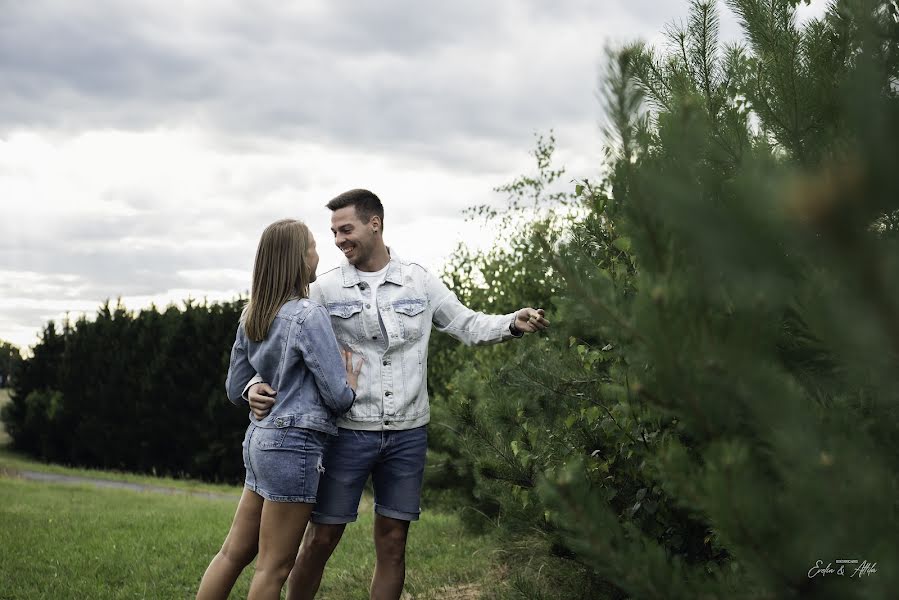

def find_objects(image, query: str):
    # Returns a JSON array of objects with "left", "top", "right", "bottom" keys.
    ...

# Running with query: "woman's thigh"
[
  {"left": 221, "top": 488, "right": 265, "bottom": 559},
  {"left": 257, "top": 501, "right": 315, "bottom": 566}
]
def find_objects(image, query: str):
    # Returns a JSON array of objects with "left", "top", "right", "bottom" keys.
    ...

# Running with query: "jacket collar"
[{"left": 339, "top": 247, "right": 403, "bottom": 287}]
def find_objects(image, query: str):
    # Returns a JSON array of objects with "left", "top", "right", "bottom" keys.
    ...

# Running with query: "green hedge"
[{"left": 2, "top": 299, "right": 248, "bottom": 482}]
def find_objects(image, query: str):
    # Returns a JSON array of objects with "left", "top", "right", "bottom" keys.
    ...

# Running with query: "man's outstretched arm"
[{"left": 427, "top": 270, "right": 549, "bottom": 344}]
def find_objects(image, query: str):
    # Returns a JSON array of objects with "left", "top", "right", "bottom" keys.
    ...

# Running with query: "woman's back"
[{"left": 225, "top": 298, "right": 355, "bottom": 436}]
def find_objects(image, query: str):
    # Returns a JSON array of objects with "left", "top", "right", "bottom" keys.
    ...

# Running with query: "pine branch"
[
  {"left": 690, "top": 1, "right": 722, "bottom": 117},
  {"left": 511, "top": 360, "right": 641, "bottom": 446}
]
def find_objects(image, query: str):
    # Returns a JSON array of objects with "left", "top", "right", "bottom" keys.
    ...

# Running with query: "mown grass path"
[{"left": 7, "top": 468, "right": 240, "bottom": 500}]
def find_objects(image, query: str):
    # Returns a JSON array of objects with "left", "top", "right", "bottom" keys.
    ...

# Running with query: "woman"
[{"left": 197, "top": 219, "right": 361, "bottom": 600}]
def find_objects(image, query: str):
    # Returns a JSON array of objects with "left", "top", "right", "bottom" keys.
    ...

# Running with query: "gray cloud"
[
  {"left": 3, "top": 0, "right": 810, "bottom": 350},
  {"left": 0, "top": 0, "right": 634, "bottom": 170}
]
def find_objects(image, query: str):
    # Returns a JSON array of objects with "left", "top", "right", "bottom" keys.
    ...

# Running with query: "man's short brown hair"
[{"left": 326, "top": 189, "right": 384, "bottom": 228}]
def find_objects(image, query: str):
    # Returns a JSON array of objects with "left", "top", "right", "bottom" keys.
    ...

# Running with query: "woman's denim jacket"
[{"left": 225, "top": 298, "right": 355, "bottom": 436}]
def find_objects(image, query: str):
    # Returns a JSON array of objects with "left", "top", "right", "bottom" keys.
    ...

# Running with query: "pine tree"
[
  {"left": 448, "top": 1, "right": 898, "bottom": 598},
  {"left": 0, "top": 340, "right": 22, "bottom": 387}
]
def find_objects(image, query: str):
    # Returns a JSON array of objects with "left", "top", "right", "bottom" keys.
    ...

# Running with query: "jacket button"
[
  {"left": 373, "top": 335, "right": 378, "bottom": 340},
  {"left": 385, "top": 391, "right": 392, "bottom": 397},
  {"left": 366, "top": 304, "right": 371, "bottom": 309},
  {"left": 383, "top": 360, "right": 389, "bottom": 366}
]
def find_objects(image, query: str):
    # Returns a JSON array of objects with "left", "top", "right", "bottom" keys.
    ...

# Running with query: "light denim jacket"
[
  {"left": 226, "top": 298, "right": 355, "bottom": 436},
  {"left": 312, "top": 250, "right": 518, "bottom": 430}
]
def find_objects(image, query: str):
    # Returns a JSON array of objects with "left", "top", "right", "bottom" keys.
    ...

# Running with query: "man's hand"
[
  {"left": 513, "top": 308, "right": 550, "bottom": 334},
  {"left": 248, "top": 382, "right": 276, "bottom": 419}
]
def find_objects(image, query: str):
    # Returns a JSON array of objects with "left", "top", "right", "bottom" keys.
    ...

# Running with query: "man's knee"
[
  {"left": 374, "top": 520, "right": 409, "bottom": 564},
  {"left": 300, "top": 523, "right": 345, "bottom": 558}
]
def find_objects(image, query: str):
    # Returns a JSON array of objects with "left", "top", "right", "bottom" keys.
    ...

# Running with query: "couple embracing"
[{"left": 197, "top": 189, "right": 549, "bottom": 599}]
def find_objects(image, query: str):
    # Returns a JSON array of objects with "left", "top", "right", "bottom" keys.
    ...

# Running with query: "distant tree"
[
  {"left": 1, "top": 298, "right": 248, "bottom": 482},
  {"left": 0, "top": 340, "right": 22, "bottom": 387}
]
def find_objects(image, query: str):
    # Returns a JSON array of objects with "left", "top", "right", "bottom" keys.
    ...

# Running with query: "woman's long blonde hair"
[{"left": 243, "top": 219, "right": 313, "bottom": 342}]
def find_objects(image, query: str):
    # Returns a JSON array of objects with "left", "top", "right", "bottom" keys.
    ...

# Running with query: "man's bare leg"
[
  {"left": 370, "top": 514, "right": 410, "bottom": 600},
  {"left": 286, "top": 522, "right": 346, "bottom": 600}
]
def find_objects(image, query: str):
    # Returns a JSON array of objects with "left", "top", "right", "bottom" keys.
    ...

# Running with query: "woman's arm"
[
  {"left": 295, "top": 305, "right": 358, "bottom": 414},
  {"left": 224, "top": 325, "right": 257, "bottom": 406}
]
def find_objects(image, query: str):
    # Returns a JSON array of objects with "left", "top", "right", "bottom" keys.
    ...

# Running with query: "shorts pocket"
[{"left": 254, "top": 426, "right": 290, "bottom": 449}]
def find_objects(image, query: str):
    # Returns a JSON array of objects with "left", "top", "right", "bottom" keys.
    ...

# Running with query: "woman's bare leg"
[
  {"left": 197, "top": 488, "right": 264, "bottom": 600},
  {"left": 247, "top": 501, "right": 314, "bottom": 600}
]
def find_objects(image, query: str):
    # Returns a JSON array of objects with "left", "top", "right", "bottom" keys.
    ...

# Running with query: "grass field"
[{"left": 0, "top": 448, "right": 497, "bottom": 599}]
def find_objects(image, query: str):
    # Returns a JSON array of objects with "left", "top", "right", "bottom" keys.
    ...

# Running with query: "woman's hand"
[{"left": 343, "top": 350, "right": 363, "bottom": 391}]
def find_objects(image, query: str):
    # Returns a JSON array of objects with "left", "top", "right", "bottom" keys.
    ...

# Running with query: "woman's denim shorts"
[{"left": 242, "top": 423, "right": 330, "bottom": 503}]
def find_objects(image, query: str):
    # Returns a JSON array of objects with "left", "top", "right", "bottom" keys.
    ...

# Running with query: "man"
[{"left": 246, "top": 189, "right": 549, "bottom": 600}]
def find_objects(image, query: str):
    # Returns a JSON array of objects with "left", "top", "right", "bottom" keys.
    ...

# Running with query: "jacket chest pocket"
[
  {"left": 392, "top": 297, "right": 427, "bottom": 340},
  {"left": 326, "top": 301, "right": 365, "bottom": 342}
]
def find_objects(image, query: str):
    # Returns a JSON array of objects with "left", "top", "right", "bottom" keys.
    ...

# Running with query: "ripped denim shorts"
[{"left": 242, "top": 423, "right": 331, "bottom": 503}]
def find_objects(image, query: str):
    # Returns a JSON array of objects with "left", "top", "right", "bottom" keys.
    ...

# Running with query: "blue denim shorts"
[
  {"left": 312, "top": 425, "right": 427, "bottom": 524},
  {"left": 242, "top": 424, "right": 330, "bottom": 503}
]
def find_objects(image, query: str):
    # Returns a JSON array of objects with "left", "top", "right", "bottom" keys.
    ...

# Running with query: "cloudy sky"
[{"left": 0, "top": 1, "right": 828, "bottom": 351}]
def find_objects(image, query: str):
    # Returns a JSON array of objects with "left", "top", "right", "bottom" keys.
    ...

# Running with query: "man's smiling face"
[{"left": 330, "top": 205, "right": 377, "bottom": 267}]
